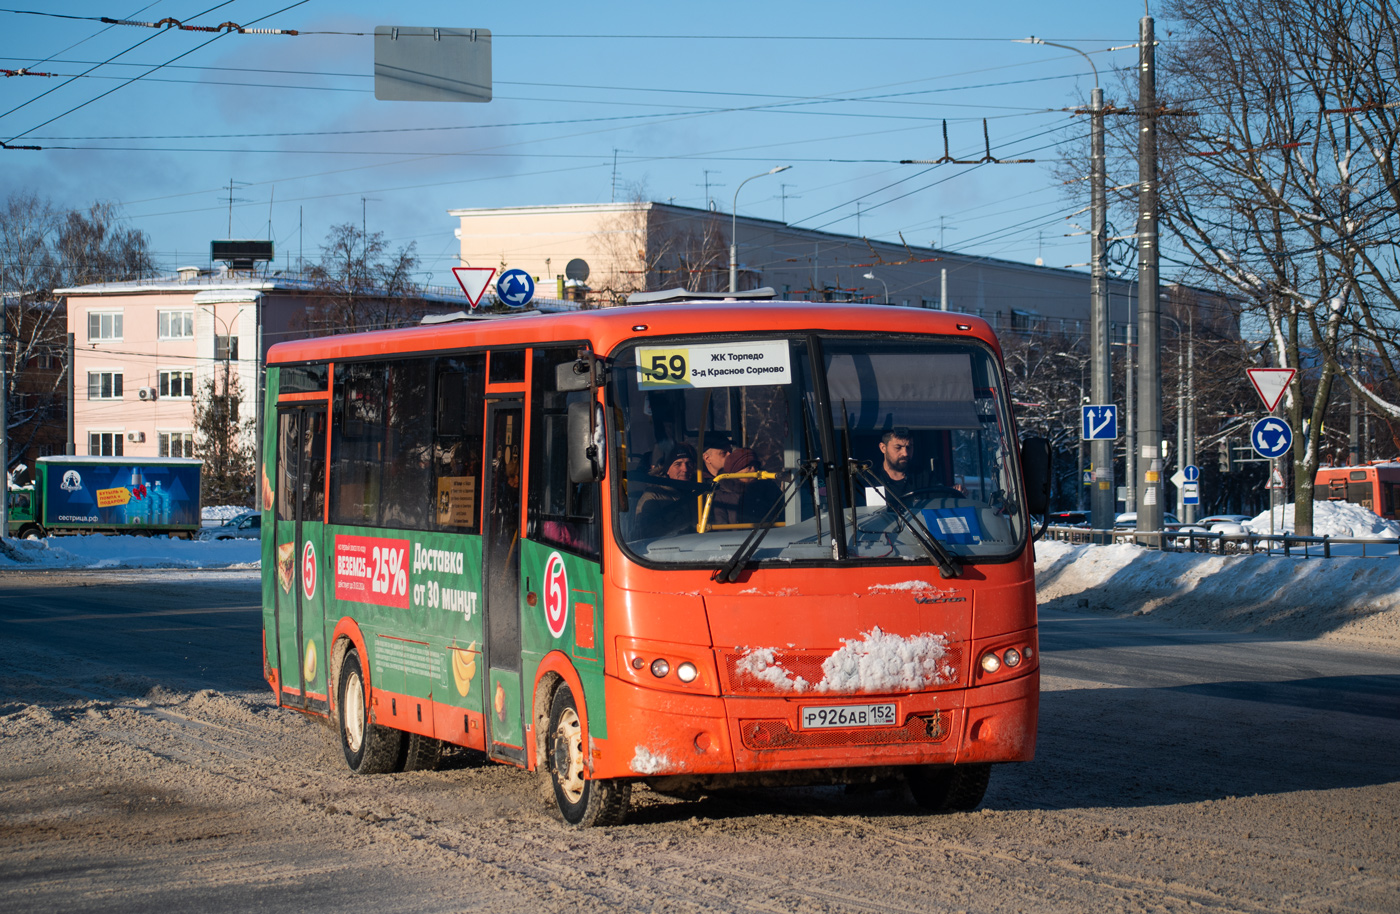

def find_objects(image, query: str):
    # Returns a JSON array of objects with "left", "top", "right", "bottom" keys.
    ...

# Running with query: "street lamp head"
[
  {"left": 769, "top": 165, "right": 792, "bottom": 175},
  {"left": 863, "top": 272, "right": 876, "bottom": 280}
]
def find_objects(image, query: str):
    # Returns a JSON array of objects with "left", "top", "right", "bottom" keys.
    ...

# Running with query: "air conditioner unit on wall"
[
  {"left": 126, "top": 431, "right": 145, "bottom": 443},
  {"left": 137, "top": 387, "right": 157, "bottom": 401}
]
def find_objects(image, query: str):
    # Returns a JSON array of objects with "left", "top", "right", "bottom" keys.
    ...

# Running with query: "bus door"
[
  {"left": 482, "top": 399, "right": 527, "bottom": 763},
  {"left": 274, "top": 404, "right": 329, "bottom": 712}
]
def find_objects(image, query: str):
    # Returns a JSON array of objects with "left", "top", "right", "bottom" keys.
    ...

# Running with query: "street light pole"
[
  {"left": 862, "top": 272, "right": 889, "bottom": 304},
  {"left": 1018, "top": 36, "right": 1112, "bottom": 530},
  {"left": 730, "top": 166, "right": 790, "bottom": 294}
]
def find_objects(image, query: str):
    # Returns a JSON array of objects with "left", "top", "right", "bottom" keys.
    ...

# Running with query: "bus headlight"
[
  {"left": 980, "top": 652, "right": 1001, "bottom": 673},
  {"left": 676, "top": 662, "right": 698, "bottom": 683},
  {"left": 650, "top": 658, "right": 670, "bottom": 678},
  {"left": 1003, "top": 648, "right": 1022, "bottom": 668}
]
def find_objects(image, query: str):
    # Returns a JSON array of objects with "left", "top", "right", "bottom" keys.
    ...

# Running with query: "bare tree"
[
  {"left": 0, "top": 194, "right": 155, "bottom": 469},
  {"left": 305, "top": 223, "right": 428, "bottom": 332},
  {"left": 55, "top": 201, "right": 156, "bottom": 287},
  {"left": 1082, "top": 0, "right": 1400, "bottom": 532}
]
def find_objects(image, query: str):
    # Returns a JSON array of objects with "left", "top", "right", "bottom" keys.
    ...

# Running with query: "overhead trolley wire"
[{"left": 2, "top": 1, "right": 309, "bottom": 144}]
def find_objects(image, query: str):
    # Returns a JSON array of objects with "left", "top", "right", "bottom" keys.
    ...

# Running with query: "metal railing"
[{"left": 1043, "top": 524, "right": 1400, "bottom": 558}]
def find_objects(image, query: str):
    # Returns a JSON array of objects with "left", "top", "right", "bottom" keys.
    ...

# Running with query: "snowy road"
[{"left": 1, "top": 569, "right": 1397, "bottom": 913}]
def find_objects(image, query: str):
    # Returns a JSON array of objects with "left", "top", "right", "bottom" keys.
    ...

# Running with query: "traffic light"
[{"left": 1218, "top": 439, "right": 1233, "bottom": 474}]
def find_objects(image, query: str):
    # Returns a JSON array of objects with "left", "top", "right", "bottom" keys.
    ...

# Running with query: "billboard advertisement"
[{"left": 42, "top": 462, "right": 202, "bottom": 529}]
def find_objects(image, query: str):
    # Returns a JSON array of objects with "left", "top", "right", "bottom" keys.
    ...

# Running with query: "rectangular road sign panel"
[
  {"left": 375, "top": 27, "right": 492, "bottom": 102},
  {"left": 1182, "top": 481, "right": 1199, "bottom": 505},
  {"left": 1082, "top": 405, "right": 1118, "bottom": 441}
]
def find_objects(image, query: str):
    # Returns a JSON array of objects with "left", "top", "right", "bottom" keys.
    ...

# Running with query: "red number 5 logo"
[
  {"left": 302, "top": 540, "right": 317, "bottom": 599},
  {"left": 543, "top": 551, "right": 568, "bottom": 638}
]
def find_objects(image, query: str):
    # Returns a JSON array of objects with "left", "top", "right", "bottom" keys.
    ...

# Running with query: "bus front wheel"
[
  {"left": 906, "top": 763, "right": 991, "bottom": 812},
  {"left": 543, "top": 684, "right": 630, "bottom": 827},
  {"left": 336, "top": 648, "right": 403, "bottom": 774}
]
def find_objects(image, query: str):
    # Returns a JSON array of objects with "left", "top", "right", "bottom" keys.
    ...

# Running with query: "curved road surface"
[{"left": 1, "top": 569, "right": 1396, "bottom": 913}]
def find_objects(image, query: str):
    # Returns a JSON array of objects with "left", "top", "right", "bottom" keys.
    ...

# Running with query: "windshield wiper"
[
  {"left": 711, "top": 460, "right": 819, "bottom": 583},
  {"left": 851, "top": 461, "right": 962, "bottom": 579}
]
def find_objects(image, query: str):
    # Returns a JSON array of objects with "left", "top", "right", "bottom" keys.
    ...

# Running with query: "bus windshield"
[{"left": 611, "top": 333, "right": 1025, "bottom": 566}]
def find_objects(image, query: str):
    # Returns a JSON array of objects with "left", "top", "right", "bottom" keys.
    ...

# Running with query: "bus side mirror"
[
  {"left": 556, "top": 358, "right": 598, "bottom": 392},
  {"left": 1021, "top": 436, "right": 1051, "bottom": 516},
  {"left": 568, "top": 400, "right": 605, "bottom": 483}
]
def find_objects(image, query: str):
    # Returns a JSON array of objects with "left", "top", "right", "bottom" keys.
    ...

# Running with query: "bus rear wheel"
[
  {"left": 398, "top": 733, "right": 444, "bottom": 772},
  {"left": 906, "top": 763, "right": 991, "bottom": 812},
  {"left": 336, "top": 648, "right": 403, "bottom": 774},
  {"left": 543, "top": 684, "right": 629, "bottom": 827}
]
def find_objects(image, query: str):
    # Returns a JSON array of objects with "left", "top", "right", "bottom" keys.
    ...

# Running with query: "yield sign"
[
  {"left": 452, "top": 267, "right": 496, "bottom": 309},
  {"left": 1247, "top": 368, "right": 1296, "bottom": 412}
]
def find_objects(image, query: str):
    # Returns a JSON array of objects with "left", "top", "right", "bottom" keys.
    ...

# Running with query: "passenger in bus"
[
  {"left": 710, "top": 446, "right": 781, "bottom": 526},
  {"left": 633, "top": 442, "right": 701, "bottom": 538},
  {"left": 699, "top": 432, "right": 734, "bottom": 481}
]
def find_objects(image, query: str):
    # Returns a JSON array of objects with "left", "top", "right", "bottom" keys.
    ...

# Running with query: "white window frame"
[
  {"left": 88, "top": 431, "right": 125, "bottom": 457},
  {"left": 87, "top": 369, "right": 124, "bottom": 400},
  {"left": 158, "top": 368, "right": 195, "bottom": 399},
  {"left": 158, "top": 430, "right": 195, "bottom": 458},
  {"left": 87, "top": 310, "right": 123, "bottom": 342},
  {"left": 158, "top": 310, "right": 194, "bottom": 340}
]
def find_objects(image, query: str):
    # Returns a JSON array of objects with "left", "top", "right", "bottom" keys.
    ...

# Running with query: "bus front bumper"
[{"left": 591, "top": 670, "right": 1037, "bottom": 781}]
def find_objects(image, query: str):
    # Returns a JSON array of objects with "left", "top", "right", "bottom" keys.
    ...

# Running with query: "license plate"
[{"left": 799, "top": 702, "right": 897, "bottom": 730}]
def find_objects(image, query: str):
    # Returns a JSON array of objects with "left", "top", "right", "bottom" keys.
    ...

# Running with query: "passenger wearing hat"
[
  {"left": 710, "top": 446, "right": 782, "bottom": 527},
  {"left": 700, "top": 432, "right": 733, "bottom": 481},
  {"left": 633, "top": 442, "right": 701, "bottom": 539}
]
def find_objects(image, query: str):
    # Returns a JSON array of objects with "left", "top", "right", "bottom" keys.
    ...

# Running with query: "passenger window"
[{"left": 529, "top": 348, "right": 600, "bottom": 558}]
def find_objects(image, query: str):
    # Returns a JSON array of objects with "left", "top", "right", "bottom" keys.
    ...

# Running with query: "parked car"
[
  {"left": 200, "top": 511, "right": 260, "bottom": 540},
  {"left": 1045, "top": 511, "right": 1092, "bottom": 527},
  {"left": 1113, "top": 511, "right": 1181, "bottom": 530},
  {"left": 1194, "top": 514, "right": 1252, "bottom": 530}
]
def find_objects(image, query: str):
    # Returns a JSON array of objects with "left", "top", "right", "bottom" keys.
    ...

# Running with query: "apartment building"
[{"left": 60, "top": 269, "right": 478, "bottom": 458}]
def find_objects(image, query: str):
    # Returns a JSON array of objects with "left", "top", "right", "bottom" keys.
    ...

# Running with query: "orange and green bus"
[{"left": 260, "top": 301, "right": 1051, "bottom": 826}]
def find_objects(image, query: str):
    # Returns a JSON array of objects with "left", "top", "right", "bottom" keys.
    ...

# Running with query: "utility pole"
[
  {"left": 1088, "top": 82, "right": 1113, "bottom": 531},
  {"left": 1349, "top": 334, "right": 1360, "bottom": 465},
  {"left": 1124, "top": 316, "right": 1135, "bottom": 511},
  {"left": 1134, "top": 14, "right": 1164, "bottom": 543},
  {"left": 0, "top": 294, "right": 6, "bottom": 538}
]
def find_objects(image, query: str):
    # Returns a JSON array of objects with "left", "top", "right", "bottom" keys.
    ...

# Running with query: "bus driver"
[{"left": 871, "top": 427, "right": 931, "bottom": 501}]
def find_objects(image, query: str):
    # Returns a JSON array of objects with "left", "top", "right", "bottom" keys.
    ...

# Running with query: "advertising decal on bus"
[
  {"left": 543, "top": 550, "right": 569, "bottom": 638},
  {"left": 301, "top": 540, "right": 317, "bottom": 600}
]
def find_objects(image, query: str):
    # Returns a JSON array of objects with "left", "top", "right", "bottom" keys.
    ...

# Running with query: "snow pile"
[
  {"left": 630, "top": 746, "right": 672, "bottom": 775},
  {"left": 818, "top": 627, "right": 955, "bottom": 692},
  {"left": 1035, "top": 536, "right": 1400, "bottom": 648},
  {"left": 735, "top": 627, "right": 955, "bottom": 694},
  {"left": 1244, "top": 499, "right": 1400, "bottom": 538},
  {"left": 733, "top": 646, "right": 810, "bottom": 691},
  {"left": 0, "top": 534, "right": 259, "bottom": 569},
  {"left": 203, "top": 504, "right": 254, "bottom": 523}
]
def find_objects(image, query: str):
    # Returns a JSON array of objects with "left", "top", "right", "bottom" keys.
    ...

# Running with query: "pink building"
[{"left": 59, "top": 269, "right": 479, "bottom": 458}]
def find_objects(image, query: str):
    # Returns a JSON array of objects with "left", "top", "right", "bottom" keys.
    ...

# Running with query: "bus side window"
[
  {"left": 529, "top": 348, "right": 600, "bottom": 558},
  {"left": 380, "top": 359, "right": 433, "bottom": 529},
  {"left": 331, "top": 361, "right": 387, "bottom": 527},
  {"left": 432, "top": 355, "right": 486, "bottom": 532}
]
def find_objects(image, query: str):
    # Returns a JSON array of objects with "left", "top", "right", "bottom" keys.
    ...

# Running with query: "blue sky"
[{"left": 0, "top": 1, "right": 1154, "bottom": 288}]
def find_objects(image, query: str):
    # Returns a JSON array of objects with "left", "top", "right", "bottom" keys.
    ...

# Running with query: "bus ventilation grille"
[
  {"left": 739, "top": 712, "right": 949, "bottom": 751},
  {"left": 720, "top": 647, "right": 962, "bottom": 695}
]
